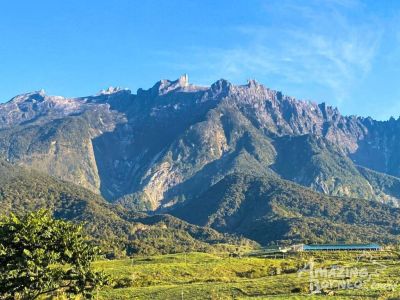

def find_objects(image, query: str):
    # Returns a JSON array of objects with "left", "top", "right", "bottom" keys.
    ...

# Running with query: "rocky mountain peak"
[
  {"left": 3, "top": 76, "right": 400, "bottom": 215},
  {"left": 0, "top": 90, "right": 86, "bottom": 129},
  {"left": 178, "top": 74, "right": 189, "bottom": 87},
  {"left": 7, "top": 90, "right": 47, "bottom": 105},
  {"left": 246, "top": 79, "right": 260, "bottom": 88},
  {"left": 98, "top": 86, "right": 130, "bottom": 96},
  {"left": 155, "top": 74, "right": 191, "bottom": 95},
  {"left": 210, "top": 79, "right": 232, "bottom": 96}
]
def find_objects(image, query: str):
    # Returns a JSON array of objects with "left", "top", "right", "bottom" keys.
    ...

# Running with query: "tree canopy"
[{"left": 0, "top": 209, "right": 107, "bottom": 299}]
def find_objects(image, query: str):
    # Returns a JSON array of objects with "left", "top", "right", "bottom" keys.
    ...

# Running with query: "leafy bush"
[{"left": 0, "top": 209, "right": 108, "bottom": 299}]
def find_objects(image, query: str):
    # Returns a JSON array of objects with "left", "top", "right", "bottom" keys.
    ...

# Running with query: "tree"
[{"left": 0, "top": 209, "right": 108, "bottom": 299}]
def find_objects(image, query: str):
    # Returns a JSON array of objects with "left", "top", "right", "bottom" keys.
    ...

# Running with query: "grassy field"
[{"left": 93, "top": 250, "right": 400, "bottom": 299}]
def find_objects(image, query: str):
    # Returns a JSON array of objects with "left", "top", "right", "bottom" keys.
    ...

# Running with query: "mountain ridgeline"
[{"left": 1, "top": 75, "right": 400, "bottom": 246}]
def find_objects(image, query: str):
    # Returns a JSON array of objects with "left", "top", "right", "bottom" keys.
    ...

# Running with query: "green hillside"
[
  {"left": 0, "top": 161, "right": 253, "bottom": 256},
  {"left": 172, "top": 172, "right": 400, "bottom": 245}
]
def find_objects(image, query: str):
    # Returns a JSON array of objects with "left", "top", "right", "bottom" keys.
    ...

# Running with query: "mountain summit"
[
  {"left": 1, "top": 76, "right": 400, "bottom": 210},
  {"left": 1, "top": 76, "right": 400, "bottom": 245}
]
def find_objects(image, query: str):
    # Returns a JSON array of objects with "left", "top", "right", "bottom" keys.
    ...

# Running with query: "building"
[{"left": 297, "top": 243, "right": 382, "bottom": 252}]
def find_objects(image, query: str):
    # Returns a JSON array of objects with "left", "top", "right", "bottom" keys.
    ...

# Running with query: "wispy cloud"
[{"left": 156, "top": 0, "right": 383, "bottom": 104}]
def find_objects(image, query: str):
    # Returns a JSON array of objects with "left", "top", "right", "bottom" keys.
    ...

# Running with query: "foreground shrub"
[{"left": 0, "top": 209, "right": 108, "bottom": 299}]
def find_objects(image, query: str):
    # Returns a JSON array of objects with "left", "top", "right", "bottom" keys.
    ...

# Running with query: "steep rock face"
[
  {"left": 272, "top": 135, "right": 374, "bottom": 199},
  {"left": 221, "top": 80, "right": 366, "bottom": 152},
  {"left": 138, "top": 101, "right": 277, "bottom": 209},
  {"left": 2, "top": 77, "right": 400, "bottom": 209},
  {"left": 351, "top": 118, "right": 400, "bottom": 177},
  {"left": 0, "top": 90, "right": 128, "bottom": 194},
  {"left": 92, "top": 78, "right": 223, "bottom": 203},
  {"left": 120, "top": 79, "right": 400, "bottom": 208}
]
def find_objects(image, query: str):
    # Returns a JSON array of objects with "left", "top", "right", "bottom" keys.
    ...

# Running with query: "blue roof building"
[{"left": 300, "top": 243, "right": 381, "bottom": 251}]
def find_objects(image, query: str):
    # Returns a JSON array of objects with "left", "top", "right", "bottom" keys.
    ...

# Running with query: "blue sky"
[{"left": 1, "top": 0, "right": 400, "bottom": 120}]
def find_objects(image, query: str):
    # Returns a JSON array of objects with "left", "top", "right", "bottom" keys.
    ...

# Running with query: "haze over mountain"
[{"left": 2, "top": 75, "right": 400, "bottom": 245}]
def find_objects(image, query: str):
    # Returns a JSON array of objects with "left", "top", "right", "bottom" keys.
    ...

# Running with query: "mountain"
[
  {"left": 171, "top": 172, "right": 400, "bottom": 245},
  {"left": 0, "top": 160, "right": 251, "bottom": 255},
  {"left": 2, "top": 75, "right": 400, "bottom": 245},
  {"left": 271, "top": 134, "right": 400, "bottom": 206},
  {"left": 0, "top": 88, "right": 128, "bottom": 194},
  {"left": 2, "top": 76, "right": 400, "bottom": 208}
]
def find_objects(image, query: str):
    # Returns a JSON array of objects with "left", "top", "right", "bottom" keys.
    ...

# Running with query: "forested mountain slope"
[
  {"left": 0, "top": 160, "right": 251, "bottom": 255},
  {"left": 2, "top": 76, "right": 400, "bottom": 246},
  {"left": 172, "top": 172, "right": 400, "bottom": 245}
]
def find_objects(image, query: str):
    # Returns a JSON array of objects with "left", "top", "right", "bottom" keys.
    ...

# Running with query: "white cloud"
[{"left": 156, "top": 0, "right": 383, "bottom": 104}]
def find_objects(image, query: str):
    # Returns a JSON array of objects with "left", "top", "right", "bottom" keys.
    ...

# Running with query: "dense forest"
[{"left": 0, "top": 160, "right": 254, "bottom": 257}]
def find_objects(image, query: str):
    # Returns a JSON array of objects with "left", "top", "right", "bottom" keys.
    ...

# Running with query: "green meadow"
[{"left": 94, "top": 250, "right": 400, "bottom": 299}]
